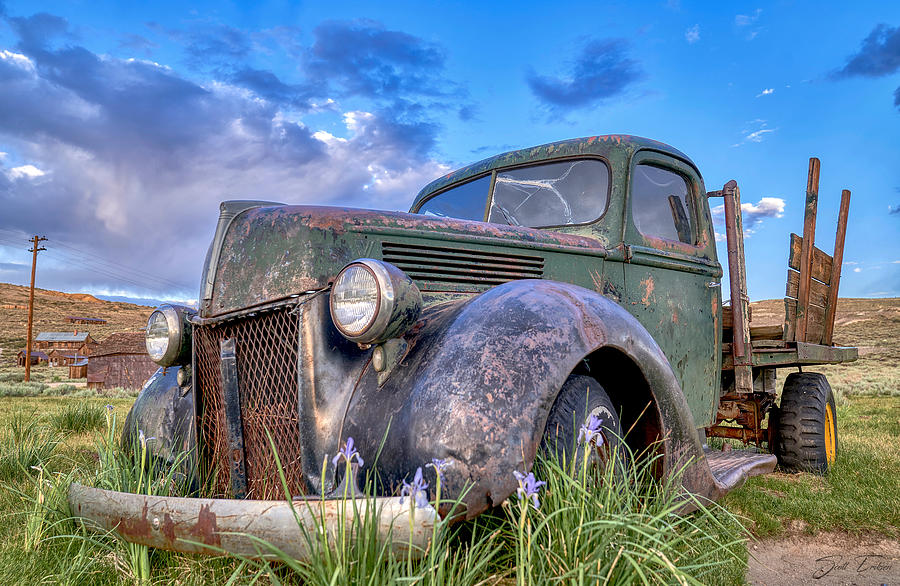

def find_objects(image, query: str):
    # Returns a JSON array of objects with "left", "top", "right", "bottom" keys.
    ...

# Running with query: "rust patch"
[
  {"left": 161, "top": 512, "right": 176, "bottom": 544},
  {"left": 188, "top": 503, "right": 221, "bottom": 546},
  {"left": 641, "top": 277, "right": 655, "bottom": 306},
  {"left": 117, "top": 501, "right": 152, "bottom": 540}
]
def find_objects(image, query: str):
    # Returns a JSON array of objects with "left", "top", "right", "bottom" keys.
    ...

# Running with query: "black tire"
[
  {"left": 774, "top": 372, "right": 838, "bottom": 474},
  {"left": 541, "top": 374, "right": 622, "bottom": 469}
]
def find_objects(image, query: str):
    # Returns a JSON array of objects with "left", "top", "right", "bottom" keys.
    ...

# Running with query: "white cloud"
[
  {"left": 733, "top": 120, "right": 777, "bottom": 147},
  {"left": 746, "top": 128, "right": 775, "bottom": 142},
  {"left": 0, "top": 49, "right": 35, "bottom": 71},
  {"left": 8, "top": 164, "right": 46, "bottom": 180},
  {"left": 711, "top": 196, "right": 785, "bottom": 235},
  {"left": 685, "top": 25, "right": 700, "bottom": 44},
  {"left": 756, "top": 88, "right": 774, "bottom": 97},
  {"left": 735, "top": 9, "right": 762, "bottom": 26},
  {"left": 853, "top": 267, "right": 862, "bottom": 273}
]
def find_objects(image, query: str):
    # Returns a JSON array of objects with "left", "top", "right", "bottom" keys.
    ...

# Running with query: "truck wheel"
[
  {"left": 774, "top": 372, "right": 837, "bottom": 474},
  {"left": 541, "top": 374, "right": 623, "bottom": 470}
]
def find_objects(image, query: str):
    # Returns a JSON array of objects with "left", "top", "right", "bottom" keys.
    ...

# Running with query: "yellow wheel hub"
[{"left": 824, "top": 403, "right": 836, "bottom": 466}]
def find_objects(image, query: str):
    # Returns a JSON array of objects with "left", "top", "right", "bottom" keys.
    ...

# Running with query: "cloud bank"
[{"left": 0, "top": 11, "right": 457, "bottom": 299}]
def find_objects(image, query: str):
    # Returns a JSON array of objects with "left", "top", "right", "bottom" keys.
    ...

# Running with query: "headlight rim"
[
  {"left": 329, "top": 258, "right": 420, "bottom": 345},
  {"left": 146, "top": 304, "right": 191, "bottom": 367},
  {"left": 329, "top": 260, "right": 392, "bottom": 341}
]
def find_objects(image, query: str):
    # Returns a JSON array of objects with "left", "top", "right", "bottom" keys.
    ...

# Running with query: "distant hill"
[
  {"left": 94, "top": 294, "right": 198, "bottom": 308},
  {"left": 0, "top": 282, "right": 152, "bottom": 365}
]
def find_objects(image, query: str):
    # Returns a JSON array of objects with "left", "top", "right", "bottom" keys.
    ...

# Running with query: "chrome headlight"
[
  {"left": 145, "top": 304, "right": 193, "bottom": 366},
  {"left": 330, "top": 259, "right": 422, "bottom": 344}
]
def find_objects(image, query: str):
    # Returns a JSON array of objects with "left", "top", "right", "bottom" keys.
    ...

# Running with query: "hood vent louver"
[{"left": 381, "top": 241, "right": 544, "bottom": 289}]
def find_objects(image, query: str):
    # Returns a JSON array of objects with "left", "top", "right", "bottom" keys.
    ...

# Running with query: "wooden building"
[
  {"left": 17, "top": 350, "right": 49, "bottom": 366},
  {"left": 48, "top": 349, "right": 86, "bottom": 367},
  {"left": 87, "top": 332, "right": 156, "bottom": 391},
  {"left": 34, "top": 331, "right": 94, "bottom": 352},
  {"left": 67, "top": 316, "right": 107, "bottom": 325},
  {"left": 69, "top": 359, "right": 88, "bottom": 379}
]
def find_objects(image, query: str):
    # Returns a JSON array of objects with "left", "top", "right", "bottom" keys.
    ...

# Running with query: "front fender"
[
  {"left": 345, "top": 279, "right": 719, "bottom": 517},
  {"left": 123, "top": 367, "right": 196, "bottom": 473}
]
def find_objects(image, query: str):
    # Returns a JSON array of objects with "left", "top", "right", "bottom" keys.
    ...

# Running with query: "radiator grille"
[
  {"left": 194, "top": 306, "right": 305, "bottom": 499},
  {"left": 382, "top": 241, "right": 544, "bottom": 287}
]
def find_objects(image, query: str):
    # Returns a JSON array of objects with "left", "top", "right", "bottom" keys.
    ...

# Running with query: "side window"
[
  {"left": 488, "top": 159, "right": 609, "bottom": 228},
  {"left": 631, "top": 164, "right": 695, "bottom": 244},
  {"left": 417, "top": 175, "right": 491, "bottom": 221}
]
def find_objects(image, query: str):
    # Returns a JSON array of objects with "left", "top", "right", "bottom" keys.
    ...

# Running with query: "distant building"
[
  {"left": 69, "top": 359, "right": 88, "bottom": 379},
  {"left": 87, "top": 332, "right": 156, "bottom": 391},
  {"left": 48, "top": 349, "right": 86, "bottom": 367},
  {"left": 34, "top": 331, "right": 94, "bottom": 352},
  {"left": 67, "top": 316, "right": 108, "bottom": 325},
  {"left": 17, "top": 350, "right": 49, "bottom": 367}
]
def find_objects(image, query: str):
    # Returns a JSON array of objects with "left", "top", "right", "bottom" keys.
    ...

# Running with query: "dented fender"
[
  {"left": 123, "top": 367, "right": 196, "bottom": 475},
  {"left": 343, "top": 279, "right": 721, "bottom": 518}
]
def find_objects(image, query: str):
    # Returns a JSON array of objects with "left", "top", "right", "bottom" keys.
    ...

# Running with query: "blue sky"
[{"left": 0, "top": 0, "right": 898, "bottom": 303}]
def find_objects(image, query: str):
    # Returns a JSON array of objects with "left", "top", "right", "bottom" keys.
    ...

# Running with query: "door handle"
[{"left": 706, "top": 281, "right": 721, "bottom": 288}]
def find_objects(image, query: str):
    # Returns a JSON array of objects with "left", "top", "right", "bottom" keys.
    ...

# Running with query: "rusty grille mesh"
[{"left": 194, "top": 306, "right": 305, "bottom": 499}]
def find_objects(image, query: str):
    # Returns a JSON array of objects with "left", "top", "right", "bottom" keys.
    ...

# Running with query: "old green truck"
[{"left": 68, "top": 134, "right": 857, "bottom": 558}]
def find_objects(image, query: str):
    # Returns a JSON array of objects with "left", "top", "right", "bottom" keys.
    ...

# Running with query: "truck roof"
[{"left": 410, "top": 134, "right": 695, "bottom": 212}]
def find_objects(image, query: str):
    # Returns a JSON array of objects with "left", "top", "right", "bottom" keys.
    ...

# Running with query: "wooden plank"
[
  {"left": 823, "top": 189, "right": 851, "bottom": 345},
  {"left": 783, "top": 297, "right": 796, "bottom": 341},
  {"left": 784, "top": 298, "right": 826, "bottom": 344},
  {"left": 786, "top": 268, "right": 829, "bottom": 307},
  {"left": 750, "top": 324, "right": 784, "bottom": 340},
  {"left": 788, "top": 233, "right": 833, "bottom": 284}
]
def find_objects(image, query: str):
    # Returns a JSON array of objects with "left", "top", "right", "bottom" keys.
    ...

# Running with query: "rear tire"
[
  {"left": 774, "top": 372, "right": 837, "bottom": 474},
  {"left": 541, "top": 374, "right": 622, "bottom": 469}
]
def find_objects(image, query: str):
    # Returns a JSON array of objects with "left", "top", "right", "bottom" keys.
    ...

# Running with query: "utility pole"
[{"left": 24, "top": 236, "right": 47, "bottom": 383}]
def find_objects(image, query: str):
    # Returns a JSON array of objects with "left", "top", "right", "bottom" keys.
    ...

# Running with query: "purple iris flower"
[
  {"left": 513, "top": 470, "right": 547, "bottom": 510},
  {"left": 429, "top": 458, "right": 450, "bottom": 482},
  {"left": 399, "top": 467, "right": 430, "bottom": 508},
  {"left": 578, "top": 415, "right": 605, "bottom": 446},
  {"left": 332, "top": 437, "right": 364, "bottom": 468}
]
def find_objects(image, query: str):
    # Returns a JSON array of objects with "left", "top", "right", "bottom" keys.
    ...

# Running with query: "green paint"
[{"left": 207, "top": 135, "right": 727, "bottom": 428}]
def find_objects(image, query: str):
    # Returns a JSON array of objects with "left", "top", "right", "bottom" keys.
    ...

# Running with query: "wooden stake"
[
  {"left": 823, "top": 189, "right": 851, "bottom": 345},
  {"left": 796, "top": 158, "right": 820, "bottom": 342}
]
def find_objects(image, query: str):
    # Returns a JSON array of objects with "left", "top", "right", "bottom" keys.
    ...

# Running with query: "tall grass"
[
  {"left": 0, "top": 406, "right": 748, "bottom": 585},
  {"left": 0, "top": 411, "right": 59, "bottom": 481},
  {"left": 221, "top": 437, "right": 747, "bottom": 585},
  {"left": 49, "top": 403, "right": 107, "bottom": 434},
  {"left": 503, "top": 443, "right": 747, "bottom": 585}
]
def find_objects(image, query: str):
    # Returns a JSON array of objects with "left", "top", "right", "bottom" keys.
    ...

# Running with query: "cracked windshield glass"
[{"left": 488, "top": 159, "right": 609, "bottom": 228}]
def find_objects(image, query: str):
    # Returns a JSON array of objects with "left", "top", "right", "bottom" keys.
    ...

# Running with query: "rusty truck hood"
[{"left": 204, "top": 205, "right": 606, "bottom": 317}]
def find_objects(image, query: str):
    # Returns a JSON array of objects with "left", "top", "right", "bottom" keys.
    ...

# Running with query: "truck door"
[{"left": 622, "top": 151, "right": 722, "bottom": 428}]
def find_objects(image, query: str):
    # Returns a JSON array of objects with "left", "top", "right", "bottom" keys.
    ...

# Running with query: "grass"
[
  {"left": 723, "top": 395, "right": 900, "bottom": 538},
  {"left": 0, "top": 397, "right": 749, "bottom": 585},
  {"left": 49, "top": 403, "right": 107, "bottom": 434},
  {"left": 0, "top": 411, "right": 59, "bottom": 481}
]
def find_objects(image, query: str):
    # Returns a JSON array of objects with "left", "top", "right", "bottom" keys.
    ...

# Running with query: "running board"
[{"left": 703, "top": 446, "right": 777, "bottom": 492}]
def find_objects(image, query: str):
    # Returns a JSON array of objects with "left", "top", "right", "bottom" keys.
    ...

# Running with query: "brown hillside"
[{"left": 0, "top": 282, "right": 151, "bottom": 366}]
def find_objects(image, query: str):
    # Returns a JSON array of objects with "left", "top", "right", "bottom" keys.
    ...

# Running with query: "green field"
[{"left": 0, "top": 292, "right": 897, "bottom": 583}]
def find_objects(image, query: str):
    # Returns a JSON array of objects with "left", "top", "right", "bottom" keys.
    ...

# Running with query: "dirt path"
[{"left": 747, "top": 531, "right": 900, "bottom": 585}]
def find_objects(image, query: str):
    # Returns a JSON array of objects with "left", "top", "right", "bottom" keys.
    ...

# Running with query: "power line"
[{"left": 0, "top": 229, "right": 195, "bottom": 293}]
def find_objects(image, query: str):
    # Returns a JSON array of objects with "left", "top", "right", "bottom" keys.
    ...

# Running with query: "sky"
[{"left": 0, "top": 0, "right": 898, "bottom": 304}]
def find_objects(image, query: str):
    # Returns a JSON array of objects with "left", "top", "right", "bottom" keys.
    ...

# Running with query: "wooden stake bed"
[{"left": 717, "top": 158, "right": 856, "bottom": 385}]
